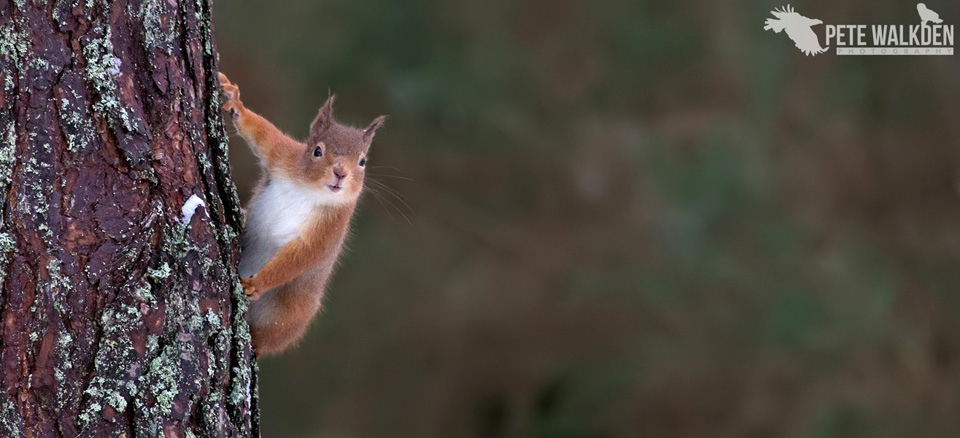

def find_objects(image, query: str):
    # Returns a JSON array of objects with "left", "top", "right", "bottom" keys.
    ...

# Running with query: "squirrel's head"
[{"left": 298, "top": 94, "right": 385, "bottom": 204}]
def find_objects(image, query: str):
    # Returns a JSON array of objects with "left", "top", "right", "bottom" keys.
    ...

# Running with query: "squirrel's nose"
[{"left": 333, "top": 166, "right": 347, "bottom": 180}]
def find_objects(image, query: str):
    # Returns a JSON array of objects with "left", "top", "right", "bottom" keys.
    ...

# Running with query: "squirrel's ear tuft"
[
  {"left": 363, "top": 115, "right": 387, "bottom": 142},
  {"left": 310, "top": 93, "right": 336, "bottom": 134}
]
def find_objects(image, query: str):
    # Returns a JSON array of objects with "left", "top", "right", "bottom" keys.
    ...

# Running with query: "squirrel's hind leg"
[{"left": 247, "top": 282, "right": 323, "bottom": 355}]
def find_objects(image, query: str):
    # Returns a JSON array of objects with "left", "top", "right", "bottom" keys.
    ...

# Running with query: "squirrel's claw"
[
  {"left": 240, "top": 277, "right": 261, "bottom": 300},
  {"left": 217, "top": 72, "right": 242, "bottom": 117}
]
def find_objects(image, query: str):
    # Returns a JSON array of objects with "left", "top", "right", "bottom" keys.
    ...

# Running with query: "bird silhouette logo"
[
  {"left": 764, "top": 5, "right": 829, "bottom": 56},
  {"left": 917, "top": 3, "right": 943, "bottom": 26}
]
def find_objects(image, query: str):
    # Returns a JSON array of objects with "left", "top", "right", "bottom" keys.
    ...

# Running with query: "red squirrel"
[{"left": 218, "top": 72, "right": 385, "bottom": 355}]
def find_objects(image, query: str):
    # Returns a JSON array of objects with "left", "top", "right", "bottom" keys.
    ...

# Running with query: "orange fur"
[
  {"left": 245, "top": 209, "right": 352, "bottom": 354},
  {"left": 242, "top": 205, "right": 353, "bottom": 297},
  {"left": 219, "top": 73, "right": 302, "bottom": 177},
  {"left": 219, "top": 72, "right": 385, "bottom": 355}
]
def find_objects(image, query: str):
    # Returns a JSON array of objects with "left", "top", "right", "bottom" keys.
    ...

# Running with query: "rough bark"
[{"left": 0, "top": 0, "right": 259, "bottom": 436}]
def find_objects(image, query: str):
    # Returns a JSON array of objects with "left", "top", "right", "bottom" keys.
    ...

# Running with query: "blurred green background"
[{"left": 214, "top": 0, "right": 960, "bottom": 436}]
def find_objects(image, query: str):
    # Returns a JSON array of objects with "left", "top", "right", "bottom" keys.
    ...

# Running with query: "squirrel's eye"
[
  {"left": 313, "top": 145, "right": 323, "bottom": 157},
  {"left": 358, "top": 157, "right": 366, "bottom": 167}
]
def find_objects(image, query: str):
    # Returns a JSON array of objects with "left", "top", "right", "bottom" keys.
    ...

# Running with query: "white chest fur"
[
  {"left": 239, "top": 177, "right": 337, "bottom": 277},
  {"left": 257, "top": 179, "right": 324, "bottom": 243}
]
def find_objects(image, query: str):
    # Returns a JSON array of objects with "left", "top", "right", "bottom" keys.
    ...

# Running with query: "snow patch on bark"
[{"left": 181, "top": 194, "right": 206, "bottom": 225}]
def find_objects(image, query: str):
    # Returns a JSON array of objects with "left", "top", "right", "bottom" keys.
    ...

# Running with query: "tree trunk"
[{"left": 0, "top": 0, "right": 259, "bottom": 436}]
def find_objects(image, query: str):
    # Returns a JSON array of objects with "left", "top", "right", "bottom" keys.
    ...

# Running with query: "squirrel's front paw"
[
  {"left": 240, "top": 277, "right": 262, "bottom": 300},
  {"left": 217, "top": 72, "right": 243, "bottom": 118}
]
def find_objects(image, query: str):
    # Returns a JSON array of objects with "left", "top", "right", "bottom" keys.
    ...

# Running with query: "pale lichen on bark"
[{"left": 0, "top": 0, "right": 258, "bottom": 435}]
